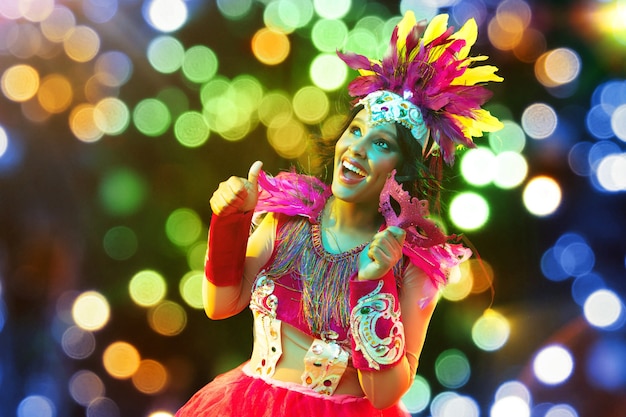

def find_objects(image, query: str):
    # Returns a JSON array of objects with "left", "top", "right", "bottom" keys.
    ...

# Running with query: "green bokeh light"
[
  {"left": 264, "top": 0, "right": 313, "bottom": 33},
  {"left": 216, "top": 0, "right": 253, "bottom": 20},
  {"left": 99, "top": 167, "right": 148, "bottom": 216},
  {"left": 309, "top": 53, "right": 347, "bottom": 91},
  {"left": 182, "top": 45, "right": 219, "bottom": 84},
  {"left": 186, "top": 240, "right": 207, "bottom": 271},
  {"left": 344, "top": 27, "right": 379, "bottom": 58},
  {"left": 103, "top": 226, "right": 138, "bottom": 260},
  {"left": 401, "top": 375, "right": 431, "bottom": 413},
  {"left": 231, "top": 75, "right": 264, "bottom": 115},
  {"left": 472, "top": 310, "right": 510, "bottom": 351},
  {"left": 449, "top": 192, "right": 490, "bottom": 231},
  {"left": 179, "top": 270, "right": 204, "bottom": 309},
  {"left": 129, "top": 269, "right": 167, "bottom": 307},
  {"left": 200, "top": 75, "right": 262, "bottom": 141},
  {"left": 174, "top": 111, "right": 210, "bottom": 147},
  {"left": 312, "top": 19, "right": 348, "bottom": 52},
  {"left": 435, "top": 349, "right": 471, "bottom": 389},
  {"left": 147, "top": 36, "right": 185, "bottom": 74},
  {"left": 489, "top": 120, "right": 526, "bottom": 154},
  {"left": 133, "top": 98, "right": 171, "bottom": 137},
  {"left": 165, "top": 208, "right": 203, "bottom": 247},
  {"left": 493, "top": 151, "right": 528, "bottom": 189},
  {"left": 460, "top": 147, "right": 496, "bottom": 187},
  {"left": 313, "top": 0, "right": 351, "bottom": 19},
  {"left": 199, "top": 76, "right": 231, "bottom": 107}
]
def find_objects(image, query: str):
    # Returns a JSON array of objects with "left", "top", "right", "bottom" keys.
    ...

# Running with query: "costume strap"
[
  {"left": 349, "top": 271, "right": 405, "bottom": 371},
  {"left": 205, "top": 211, "right": 254, "bottom": 286}
]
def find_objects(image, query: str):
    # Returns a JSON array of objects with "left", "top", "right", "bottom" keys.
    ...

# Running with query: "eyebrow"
[{"left": 354, "top": 116, "right": 398, "bottom": 136}]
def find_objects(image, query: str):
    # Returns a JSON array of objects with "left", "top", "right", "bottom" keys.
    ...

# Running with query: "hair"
[{"left": 305, "top": 105, "right": 444, "bottom": 213}]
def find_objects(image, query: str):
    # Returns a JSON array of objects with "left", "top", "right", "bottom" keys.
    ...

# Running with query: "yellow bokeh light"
[
  {"left": 462, "top": 258, "right": 494, "bottom": 295},
  {"left": 69, "top": 103, "right": 104, "bottom": 143},
  {"left": 72, "top": 291, "right": 110, "bottom": 331},
  {"left": 535, "top": 48, "right": 581, "bottom": 88},
  {"left": 64, "top": 25, "right": 100, "bottom": 63},
  {"left": 472, "top": 309, "right": 510, "bottom": 351},
  {"left": 267, "top": 115, "right": 307, "bottom": 159},
  {"left": 293, "top": 86, "right": 329, "bottom": 124},
  {"left": 102, "top": 341, "right": 141, "bottom": 379},
  {"left": 148, "top": 301, "right": 187, "bottom": 336},
  {"left": 258, "top": 92, "right": 292, "bottom": 127},
  {"left": 132, "top": 359, "right": 169, "bottom": 394},
  {"left": 441, "top": 266, "right": 473, "bottom": 302},
  {"left": 37, "top": 74, "right": 73, "bottom": 114},
  {"left": 513, "top": 28, "right": 547, "bottom": 63},
  {"left": 251, "top": 27, "right": 290, "bottom": 65},
  {"left": 488, "top": 13, "right": 524, "bottom": 51},
  {"left": 523, "top": 175, "right": 562, "bottom": 217},
  {"left": 179, "top": 270, "right": 204, "bottom": 309},
  {"left": 93, "top": 97, "right": 130, "bottom": 136},
  {"left": 1, "top": 64, "right": 40, "bottom": 102},
  {"left": 129, "top": 269, "right": 167, "bottom": 308}
]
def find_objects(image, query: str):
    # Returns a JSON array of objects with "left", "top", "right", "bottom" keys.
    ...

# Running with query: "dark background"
[{"left": 1, "top": 0, "right": 625, "bottom": 416}]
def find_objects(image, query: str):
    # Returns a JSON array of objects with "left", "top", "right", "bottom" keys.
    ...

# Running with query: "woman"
[{"left": 177, "top": 11, "right": 502, "bottom": 417}]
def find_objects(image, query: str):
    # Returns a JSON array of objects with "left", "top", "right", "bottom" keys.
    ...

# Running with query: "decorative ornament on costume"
[
  {"left": 301, "top": 332, "right": 349, "bottom": 395},
  {"left": 250, "top": 273, "right": 282, "bottom": 377},
  {"left": 350, "top": 280, "right": 405, "bottom": 371},
  {"left": 338, "top": 12, "right": 504, "bottom": 165}
]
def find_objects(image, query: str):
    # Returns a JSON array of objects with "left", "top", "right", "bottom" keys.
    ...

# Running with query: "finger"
[
  {"left": 247, "top": 160, "right": 263, "bottom": 187},
  {"left": 386, "top": 226, "right": 406, "bottom": 244}
]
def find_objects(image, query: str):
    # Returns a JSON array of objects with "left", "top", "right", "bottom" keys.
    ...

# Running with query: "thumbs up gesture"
[{"left": 209, "top": 161, "right": 263, "bottom": 215}]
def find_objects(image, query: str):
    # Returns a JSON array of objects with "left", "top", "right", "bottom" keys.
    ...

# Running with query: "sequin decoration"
[
  {"left": 350, "top": 280, "right": 405, "bottom": 370},
  {"left": 250, "top": 273, "right": 282, "bottom": 377},
  {"left": 301, "top": 337, "right": 349, "bottom": 395}
]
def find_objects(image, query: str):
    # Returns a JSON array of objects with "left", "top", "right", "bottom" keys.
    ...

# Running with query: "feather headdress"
[{"left": 337, "top": 12, "right": 504, "bottom": 165}]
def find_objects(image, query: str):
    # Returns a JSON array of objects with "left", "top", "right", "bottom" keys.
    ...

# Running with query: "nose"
[{"left": 348, "top": 135, "right": 367, "bottom": 157}]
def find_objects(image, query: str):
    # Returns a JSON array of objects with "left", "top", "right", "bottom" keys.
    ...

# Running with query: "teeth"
[{"left": 343, "top": 160, "right": 366, "bottom": 177}]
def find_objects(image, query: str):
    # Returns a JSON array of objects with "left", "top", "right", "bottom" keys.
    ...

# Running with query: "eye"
[
  {"left": 349, "top": 125, "right": 362, "bottom": 137},
  {"left": 374, "top": 138, "right": 390, "bottom": 150}
]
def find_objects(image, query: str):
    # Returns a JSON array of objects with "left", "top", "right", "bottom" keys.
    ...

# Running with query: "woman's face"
[{"left": 332, "top": 109, "right": 403, "bottom": 205}]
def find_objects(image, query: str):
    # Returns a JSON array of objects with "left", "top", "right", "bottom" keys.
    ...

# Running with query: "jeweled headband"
[{"left": 338, "top": 12, "right": 504, "bottom": 165}]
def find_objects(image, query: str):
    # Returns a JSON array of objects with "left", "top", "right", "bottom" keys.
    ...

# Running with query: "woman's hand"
[
  {"left": 357, "top": 226, "right": 406, "bottom": 280},
  {"left": 209, "top": 161, "right": 263, "bottom": 215}
]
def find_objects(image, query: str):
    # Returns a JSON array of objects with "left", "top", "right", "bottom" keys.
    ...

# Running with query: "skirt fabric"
[{"left": 176, "top": 363, "right": 410, "bottom": 417}]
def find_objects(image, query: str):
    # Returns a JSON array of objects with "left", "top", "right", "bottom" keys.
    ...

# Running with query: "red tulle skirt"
[{"left": 176, "top": 363, "right": 410, "bottom": 417}]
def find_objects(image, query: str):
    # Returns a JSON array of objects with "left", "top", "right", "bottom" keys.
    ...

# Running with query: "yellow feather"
[
  {"left": 452, "top": 65, "right": 504, "bottom": 86},
  {"left": 396, "top": 11, "right": 417, "bottom": 52},
  {"left": 454, "top": 110, "right": 504, "bottom": 138},
  {"left": 451, "top": 18, "right": 477, "bottom": 59},
  {"left": 423, "top": 14, "right": 449, "bottom": 45}
]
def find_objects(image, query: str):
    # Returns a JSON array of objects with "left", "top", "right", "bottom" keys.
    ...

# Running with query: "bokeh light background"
[{"left": 1, "top": 0, "right": 625, "bottom": 416}]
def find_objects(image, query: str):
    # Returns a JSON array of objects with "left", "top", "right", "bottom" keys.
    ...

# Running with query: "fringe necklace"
[{"left": 264, "top": 214, "right": 366, "bottom": 338}]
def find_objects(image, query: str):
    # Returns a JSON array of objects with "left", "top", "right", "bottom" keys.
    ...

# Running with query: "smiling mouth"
[{"left": 342, "top": 160, "right": 367, "bottom": 179}]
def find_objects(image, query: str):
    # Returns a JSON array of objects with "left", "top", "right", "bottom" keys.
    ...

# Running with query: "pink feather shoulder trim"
[{"left": 255, "top": 170, "right": 332, "bottom": 222}]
